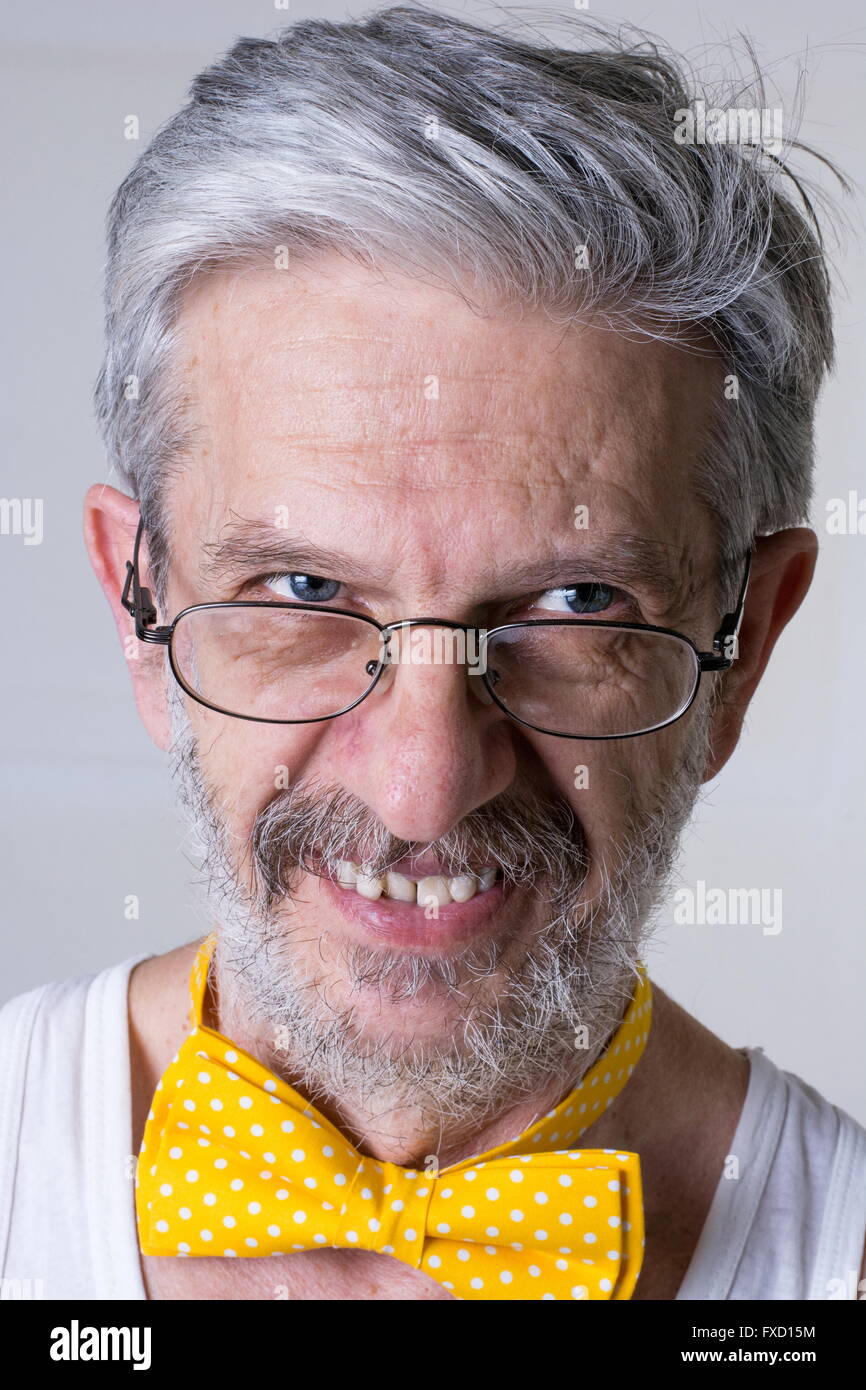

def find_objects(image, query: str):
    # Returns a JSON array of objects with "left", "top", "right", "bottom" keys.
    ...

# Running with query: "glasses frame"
[{"left": 121, "top": 515, "right": 752, "bottom": 741}]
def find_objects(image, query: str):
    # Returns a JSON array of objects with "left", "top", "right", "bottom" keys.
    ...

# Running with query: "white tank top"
[{"left": 1, "top": 954, "right": 865, "bottom": 1300}]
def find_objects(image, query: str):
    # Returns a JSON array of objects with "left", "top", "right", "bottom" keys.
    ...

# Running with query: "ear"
[
  {"left": 83, "top": 483, "right": 172, "bottom": 751},
  {"left": 702, "top": 527, "right": 818, "bottom": 781}
]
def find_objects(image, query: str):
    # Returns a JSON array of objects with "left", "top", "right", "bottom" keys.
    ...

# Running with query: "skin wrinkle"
[{"left": 133, "top": 258, "right": 737, "bottom": 1174}]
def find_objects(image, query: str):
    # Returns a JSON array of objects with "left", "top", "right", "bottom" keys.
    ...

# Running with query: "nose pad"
[{"left": 365, "top": 634, "right": 497, "bottom": 706}]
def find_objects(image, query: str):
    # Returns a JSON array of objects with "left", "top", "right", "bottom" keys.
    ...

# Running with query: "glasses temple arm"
[
  {"left": 701, "top": 549, "right": 753, "bottom": 670},
  {"left": 120, "top": 514, "right": 164, "bottom": 639}
]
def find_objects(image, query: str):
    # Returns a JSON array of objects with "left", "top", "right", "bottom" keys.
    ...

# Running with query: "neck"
[{"left": 208, "top": 956, "right": 649, "bottom": 1167}]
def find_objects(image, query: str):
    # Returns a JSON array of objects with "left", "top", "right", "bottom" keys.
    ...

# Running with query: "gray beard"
[{"left": 166, "top": 681, "right": 713, "bottom": 1142}]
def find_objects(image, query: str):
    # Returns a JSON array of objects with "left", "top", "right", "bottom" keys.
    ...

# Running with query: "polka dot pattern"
[{"left": 136, "top": 934, "right": 652, "bottom": 1301}]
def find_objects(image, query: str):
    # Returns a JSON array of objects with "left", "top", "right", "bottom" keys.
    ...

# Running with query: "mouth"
[
  {"left": 315, "top": 856, "right": 514, "bottom": 952},
  {"left": 332, "top": 859, "right": 501, "bottom": 906}
]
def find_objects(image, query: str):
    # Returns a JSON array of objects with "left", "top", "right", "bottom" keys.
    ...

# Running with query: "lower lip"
[{"left": 317, "top": 873, "right": 511, "bottom": 951}]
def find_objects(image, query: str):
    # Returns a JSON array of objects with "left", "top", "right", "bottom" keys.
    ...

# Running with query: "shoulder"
[
  {"left": 0, "top": 957, "right": 138, "bottom": 1062},
  {"left": 762, "top": 1049, "right": 866, "bottom": 1293}
]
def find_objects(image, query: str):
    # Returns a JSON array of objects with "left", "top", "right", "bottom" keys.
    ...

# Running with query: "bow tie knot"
[{"left": 332, "top": 1154, "right": 432, "bottom": 1265}]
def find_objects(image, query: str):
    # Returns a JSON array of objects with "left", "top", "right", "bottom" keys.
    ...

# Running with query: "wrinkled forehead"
[{"left": 167, "top": 258, "right": 722, "bottom": 597}]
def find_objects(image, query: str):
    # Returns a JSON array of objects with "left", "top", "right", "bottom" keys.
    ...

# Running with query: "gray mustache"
[{"left": 249, "top": 780, "right": 589, "bottom": 910}]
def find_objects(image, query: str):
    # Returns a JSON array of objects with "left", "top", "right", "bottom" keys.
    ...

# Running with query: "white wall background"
[{"left": 1, "top": 0, "right": 864, "bottom": 1122}]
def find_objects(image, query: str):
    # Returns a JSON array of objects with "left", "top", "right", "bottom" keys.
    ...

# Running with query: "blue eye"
[
  {"left": 265, "top": 574, "right": 341, "bottom": 603},
  {"left": 534, "top": 583, "right": 618, "bottom": 616},
  {"left": 563, "top": 582, "right": 616, "bottom": 615}
]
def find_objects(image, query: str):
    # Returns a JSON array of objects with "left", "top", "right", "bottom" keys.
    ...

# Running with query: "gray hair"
[{"left": 93, "top": 5, "right": 841, "bottom": 609}]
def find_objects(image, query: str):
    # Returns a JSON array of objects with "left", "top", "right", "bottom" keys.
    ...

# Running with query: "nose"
[{"left": 335, "top": 621, "right": 518, "bottom": 844}]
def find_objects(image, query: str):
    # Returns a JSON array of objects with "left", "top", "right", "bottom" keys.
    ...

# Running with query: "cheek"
[
  {"left": 528, "top": 729, "right": 685, "bottom": 853},
  {"left": 184, "top": 705, "right": 326, "bottom": 838}
]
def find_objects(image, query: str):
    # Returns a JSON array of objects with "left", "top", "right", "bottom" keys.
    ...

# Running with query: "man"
[{"left": 1, "top": 7, "right": 864, "bottom": 1301}]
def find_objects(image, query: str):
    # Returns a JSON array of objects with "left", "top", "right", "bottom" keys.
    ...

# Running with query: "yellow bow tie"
[{"left": 136, "top": 935, "right": 652, "bottom": 1300}]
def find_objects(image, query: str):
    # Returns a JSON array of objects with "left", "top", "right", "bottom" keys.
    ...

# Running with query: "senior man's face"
[{"left": 136, "top": 256, "right": 727, "bottom": 1138}]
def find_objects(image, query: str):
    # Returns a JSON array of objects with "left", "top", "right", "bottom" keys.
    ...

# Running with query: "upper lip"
[{"left": 324, "top": 854, "right": 497, "bottom": 880}]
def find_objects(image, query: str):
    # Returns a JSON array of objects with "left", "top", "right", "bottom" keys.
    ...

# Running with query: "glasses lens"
[
  {"left": 171, "top": 606, "right": 384, "bottom": 721},
  {"left": 484, "top": 624, "right": 699, "bottom": 737}
]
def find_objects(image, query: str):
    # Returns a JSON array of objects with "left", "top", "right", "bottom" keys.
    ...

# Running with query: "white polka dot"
[
  {"left": 499, "top": 1271, "right": 513, "bottom": 1284},
  {"left": 470, "top": 1277, "right": 483, "bottom": 1290},
  {"left": 404, "top": 1229, "right": 417, "bottom": 1241},
  {"left": 267, "top": 1225, "right": 281, "bottom": 1237},
  {"left": 230, "top": 1179, "right": 244, "bottom": 1191},
  {"left": 203, "top": 1193, "right": 216, "bottom": 1206},
  {"left": 159, "top": 1183, "right": 173, "bottom": 1197},
  {"left": 600, "top": 1277, "right": 613, "bottom": 1292},
  {"left": 168, "top": 1147, "right": 182, "bottom": 1160},
  {"left": 509, "top": 1170, "right": 524, "bottom": 1183},
  {"left": 155, "top": 1220, "right": 169, "bottom": 1233},
  {"left": 223, "top": 1216, "right": 236, "bottom": 1228},
  {"left": 485, "top": 1188, "right": 500, "bottom": 1201},
  {"left": 510, "top": 1209, "right": 524, "bottom": 1222},
  {"left": 583, "top": 1195, "right": 597, "bottom": 1208},
  {"left": 293, "top": 1211, "right": 306, "bottom": 1224},
  {"left": 239, "top": 1096, "right": 253, "bottom": 1110},
  {"left": 199, "top": 1229, "right": 213, "bottom": 1241},
  {"left": 248, "top": 1201, "right": 261, "bottom": 1215},
  {"left": 197, "top": 1071, "right": 211, "bottom": 1084},
  {"left": 461, "top": 1205, "right": 475, "bottom": 1219}
]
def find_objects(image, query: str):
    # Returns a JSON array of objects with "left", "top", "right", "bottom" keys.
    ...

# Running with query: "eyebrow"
[{"left": 198, "top": 519, "right": 689, "bottom": 605}]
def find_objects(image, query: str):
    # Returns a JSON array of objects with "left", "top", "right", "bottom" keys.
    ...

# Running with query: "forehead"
[{"left": 171, "top": 256, "right": 722, "bottom": 587}]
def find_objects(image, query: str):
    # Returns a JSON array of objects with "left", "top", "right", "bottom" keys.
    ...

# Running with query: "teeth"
[
  {"left": 336, "top": 861, "right": 359, "bottom": 890},
  {"left": 416, "top": 876, "right": 451, "bottom": 909},
  {"left": 448, "top": 875, "right": 478, "bottom": 903},
  {"left": 334, "top": 861, "right": 499, "bottom": 905},
  {"left": 384, "top": 870, "right": 417, "bottom": 902},
  {"left": 354, "top": 870, "right": 384, "bottom": 901}
]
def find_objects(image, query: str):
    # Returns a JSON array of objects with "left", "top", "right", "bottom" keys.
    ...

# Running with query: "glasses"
[{"left": 122, "top": 518, "right": 751, "bottom": 740}]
